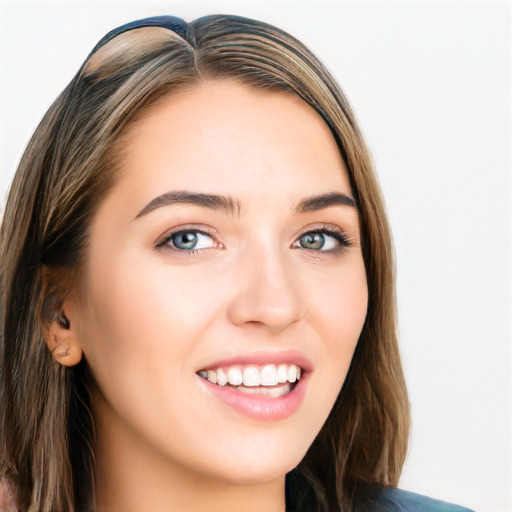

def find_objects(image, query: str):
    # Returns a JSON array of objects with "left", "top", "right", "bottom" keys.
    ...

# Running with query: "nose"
[{"left": 226, "top": 244, "right": 304, "bottom": 332}]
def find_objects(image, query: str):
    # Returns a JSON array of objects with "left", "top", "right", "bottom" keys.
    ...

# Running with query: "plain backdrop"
[{"left": 0, "top": 1, "right": 510, "bottom": 511}]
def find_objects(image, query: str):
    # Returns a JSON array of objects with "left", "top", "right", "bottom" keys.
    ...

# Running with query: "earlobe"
[{"left": 45, "top": 310, "right": 83, "bottom": 367}]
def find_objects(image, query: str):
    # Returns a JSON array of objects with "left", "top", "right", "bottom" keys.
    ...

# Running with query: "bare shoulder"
[{"left": 0, "top": 477, "right": 19, "bottom": 512}]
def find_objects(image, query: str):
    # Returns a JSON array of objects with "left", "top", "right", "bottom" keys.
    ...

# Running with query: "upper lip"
[{"left": 198, "top": 349, "right": 313, "bottom": 373}]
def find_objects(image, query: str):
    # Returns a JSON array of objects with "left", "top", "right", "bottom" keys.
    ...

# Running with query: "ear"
[
  {"left": 40, "top": 265, "right": 83, "bottom": 366},
  {"left": 44, "top": 307, "right": 83, "bottom": 367}
]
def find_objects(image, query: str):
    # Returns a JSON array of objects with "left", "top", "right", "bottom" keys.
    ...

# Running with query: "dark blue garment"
[
  {"left": 285, "top": 473, "right": 475, "bottom": 512},
  {"left": 355, "top": 486, "right": 475, "bottom": 512}
]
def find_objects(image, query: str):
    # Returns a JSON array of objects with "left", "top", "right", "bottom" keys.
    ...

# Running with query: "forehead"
[{"left": 111, "top": 80, "right": 351, "bottom": 212}]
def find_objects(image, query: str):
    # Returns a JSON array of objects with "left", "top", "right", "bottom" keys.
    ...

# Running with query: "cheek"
[
  {"left": 298, "top": 259, "right": 368, "bottom": 432},
  {"left": 331, "top": 264, "right": 368, "bottom": 375},
  {"left": 74, "top": 245, "right": 233, "bottom": 400},
  {"left": 309, "top": 259, "right": 368, "bottom": 349},
  {"left": 73, "top": 251, "right": 221, "bottom": 452}
]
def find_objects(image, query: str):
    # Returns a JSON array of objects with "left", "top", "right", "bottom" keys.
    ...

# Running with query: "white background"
[{"left": 0, "top": 1, "right": 510, "bottom": 511}]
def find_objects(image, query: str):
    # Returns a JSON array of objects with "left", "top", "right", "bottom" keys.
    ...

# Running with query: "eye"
[
  {"left": 293, "top": 229, "right": 349, "bottom": 252},
  {"left": 159, "top": 229, "right": 216, "bottom": 251}
]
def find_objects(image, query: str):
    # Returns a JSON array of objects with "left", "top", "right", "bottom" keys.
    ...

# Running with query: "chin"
[
  {"left": 194, "top": 437, "right": 309, "bottom": 486},
  {"left": 208, "top": 460, "right": 298, "bottom": 486}
]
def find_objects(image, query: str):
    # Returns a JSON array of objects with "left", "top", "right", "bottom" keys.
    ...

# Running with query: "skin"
[{"left": 55, "top": 81, "right": 368, "bottom": 512}]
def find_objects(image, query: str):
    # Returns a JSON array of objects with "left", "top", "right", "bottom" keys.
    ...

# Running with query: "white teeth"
[
  {"left": 237, "top": 383, "right": 291, "bottom": 397},
  {"left": 216, "top": 368, "right": 228, "bottom": 386},
  {"left": 200, "top": 363, "right": 302, "bottom": 388},
  {"left": 287, "top": 364, "right": 297, "bottom": 383},
  {"left": 242, "top": 366, "right": 260, "bottom": 386},
  {"left": 277, "top": 364, "right": 288, "bottom": 383},
  {"left": 236, "top": 385, "right": 257, "bottom": 395},
  {"left": 260, "top": 364, "right": 278, "bottom": 386},
  {"left": 268, "top": 385, "right": 288, "bottom": 397},
  {"left": 227, "top": 367, "right": 243, "bottom": 386}
]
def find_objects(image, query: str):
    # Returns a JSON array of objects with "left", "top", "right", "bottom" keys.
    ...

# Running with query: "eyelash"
[{"left": 156, "top": 226, "right": 351, "bottom": 255}]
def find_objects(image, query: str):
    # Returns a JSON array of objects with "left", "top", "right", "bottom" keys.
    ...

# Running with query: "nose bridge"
[{"left": 226, "top": 237, "right": 302, "bottom": 330}]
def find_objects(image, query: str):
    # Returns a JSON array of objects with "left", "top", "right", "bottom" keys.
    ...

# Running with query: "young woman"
[{"left": 0, "top": 14, "right": 474, "bottom": 512}]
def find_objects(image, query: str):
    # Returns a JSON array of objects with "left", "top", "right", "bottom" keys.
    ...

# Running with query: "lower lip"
[{"left": 199, "top": 374, "right": 307, "bottom": 421}]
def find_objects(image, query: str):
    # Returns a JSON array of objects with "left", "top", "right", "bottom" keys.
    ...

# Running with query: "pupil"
[
  {"left": 174, "top": 232, "right": 197, "bottom": 249},
  {"left": 301, "top": 233, "right": 324, "bottom": 250}
]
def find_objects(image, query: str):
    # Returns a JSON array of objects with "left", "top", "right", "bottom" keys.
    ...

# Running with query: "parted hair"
[{"left": 0, "top": 14, "right": 409, "bottom": 512}]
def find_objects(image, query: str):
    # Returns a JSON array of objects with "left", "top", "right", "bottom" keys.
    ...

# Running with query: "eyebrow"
[
  {"left": 134, "top": 191, "right": 241, "bottom": 219},
  {"left": 294, "top": 192, "right": 357, "bottom": 213},
  {"left": 134, "top": 190, "right": 357, "bottom": 220}
]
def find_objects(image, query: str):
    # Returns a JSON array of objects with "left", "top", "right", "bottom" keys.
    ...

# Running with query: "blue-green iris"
[
  {"left": 172, "top": 232, "right": 198, "bottom": 250},
  {"left": 299, "top": 233, "right": 325, "bottom": 250}
]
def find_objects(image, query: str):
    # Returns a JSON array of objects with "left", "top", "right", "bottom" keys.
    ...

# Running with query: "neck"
[{"left": 92, "top": 397, "right": 286, "bottom": 512}]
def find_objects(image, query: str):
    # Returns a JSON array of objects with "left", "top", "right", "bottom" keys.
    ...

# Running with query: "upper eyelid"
[{"left": 294, "top": 223, "right": 349, "bottom": 240}]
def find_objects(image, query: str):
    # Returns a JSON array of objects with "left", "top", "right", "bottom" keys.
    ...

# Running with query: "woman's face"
[{"left": 69, "top": 81, "right": 368, "bottom": 485}]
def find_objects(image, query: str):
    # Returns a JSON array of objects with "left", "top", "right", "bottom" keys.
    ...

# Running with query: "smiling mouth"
[{"left": 197, "top": 363, "right": 302, "bottom": 398}]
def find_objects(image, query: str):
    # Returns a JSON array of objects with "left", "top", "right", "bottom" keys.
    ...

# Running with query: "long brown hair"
[{"left": 0, "top": 14, "right": 409, "bottom": 511}]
